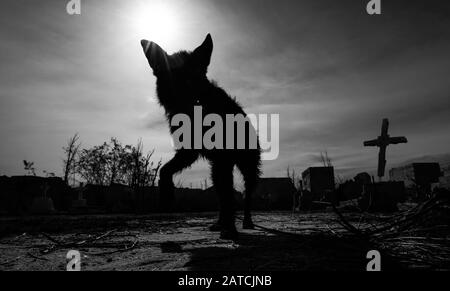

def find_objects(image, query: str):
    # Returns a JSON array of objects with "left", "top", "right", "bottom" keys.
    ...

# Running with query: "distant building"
[
  {"left": 0, "top": 176, "right": 72, "bottom": 215},
  {"left": 389, "top": 163, "right": 442, "bottom": 187},
  {"left": 0, "top": 175, "right": 297, "bottom": 215},
  {"left": 440, "top": 165, "right": 450, "bottom": 189},
  {"left": 253, "top": 178, "right": 297, "bottom": 210},
  {"left": 389, "top": 163, "right": 443, "bottom": 200},
  {"left": 302, "top": 167, "right": 335, "bottom": 202},
  {"left": 82, "top": 184, "right": 218, "bottom": 213}
]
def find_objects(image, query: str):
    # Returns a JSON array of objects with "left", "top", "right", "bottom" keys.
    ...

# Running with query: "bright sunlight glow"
[{"left": 130, "top": 1, "right": 180, "bottom": 50}]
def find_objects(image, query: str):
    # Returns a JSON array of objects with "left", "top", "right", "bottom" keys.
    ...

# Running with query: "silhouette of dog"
[{"left": 141, "top": 34, "right": 261, "bottom": 239}]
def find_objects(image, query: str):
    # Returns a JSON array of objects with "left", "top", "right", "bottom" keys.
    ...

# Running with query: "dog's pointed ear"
[
  {"left": 141, "top": 39, "right": 169, "bottom": 75},
  {"left": 193, "top": 34, "right": 213, "bottom": 71}
]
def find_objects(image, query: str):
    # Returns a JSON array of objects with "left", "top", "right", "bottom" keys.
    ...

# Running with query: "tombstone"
[
  {"left": 354, "top": 172, "right": 372, "bottom": 185},
  {"left": 337, "top": 172, "right": 372, "bottom": 202},
  {"left": 71, "top": 183, "right": 87, "bottom": 211},
  {"left": 358, "top": 181, "right": 405, "bottom": 212},
  {"left": 30, "top": 183, "right": 55, "bottom": 214},
  {"left": 302, "top": 167, "right": 336, "bottom": 204}
]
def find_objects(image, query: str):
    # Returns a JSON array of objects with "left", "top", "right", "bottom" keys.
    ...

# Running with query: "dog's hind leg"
[
  {"left": 159, "top": 150, "right": 199, "bottom": 212},
  {"left": 237, "top": 152, "right": 261, "bottom": 229},
  {"left": 210, "top": 160, "right": 238, "bottom": 240}
]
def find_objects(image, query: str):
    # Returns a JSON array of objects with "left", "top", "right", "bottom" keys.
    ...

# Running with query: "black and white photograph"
[{"left": 0, "top": 0, "right": 449, "bottom": 278}]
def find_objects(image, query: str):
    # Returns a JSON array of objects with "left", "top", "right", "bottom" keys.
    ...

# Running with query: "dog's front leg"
[{"left": 159, "top": 150, "right": 199, "bottom": 212}]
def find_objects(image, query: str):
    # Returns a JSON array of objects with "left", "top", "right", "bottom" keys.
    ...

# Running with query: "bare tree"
[
  {"left": 318, "top": 151, "right": 344, "bottom": 185},
  {"left": 127, "top": 139, "right": 162, "bottom": 189},
  {"left": 320, "top": 151, "right": 333, "bottom": 168},
  {"left": 23, "top": 160, "right": 36, "bottom": 176},
  {"left": 106, "top": 137, "right": 129, "bottom": 185},
  {"left": 175, "top": 178, "right": 184, "bottom": 188},
  {"left": 286, "top": 166, "right": 301, "bottom": 190},
  {"left": 62, "top": 133, "right": 81, "bottom": 185},
  {"left": 77, "top": 142, "right": 110, "bottom": 185},
  {"left": 201, "top": 178, "right": 209, "bottom": 190},
  {"left": 150, "top": 156, "right": 162, "bottom": 187},
  {"left": 75, "top": 137, "right": 161, "bottom": 188}
]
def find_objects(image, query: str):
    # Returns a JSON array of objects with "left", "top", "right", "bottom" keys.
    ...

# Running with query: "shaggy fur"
[{"left": 141, "top": 34, "right": 261, "bottom": 239}]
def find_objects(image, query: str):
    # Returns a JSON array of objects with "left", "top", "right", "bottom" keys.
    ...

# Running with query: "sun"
[{"left": 130, "top": 1, "right": 179, "bottom": 50}]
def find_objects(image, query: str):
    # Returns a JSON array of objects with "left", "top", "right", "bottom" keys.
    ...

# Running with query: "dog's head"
[{"left": 141, "top": 34, "right": 213, "bottom": 85}]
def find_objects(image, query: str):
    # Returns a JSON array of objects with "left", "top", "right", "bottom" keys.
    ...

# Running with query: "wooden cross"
[{"left": 364, "top": 119, "right": 408, "bottom": 179}]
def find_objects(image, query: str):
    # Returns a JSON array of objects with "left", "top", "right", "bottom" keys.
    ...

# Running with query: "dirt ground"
[{"left": 0, "top": 207, "right": 448, "bottom": 271}]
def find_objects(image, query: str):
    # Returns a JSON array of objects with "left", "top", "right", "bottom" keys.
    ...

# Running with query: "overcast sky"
[{"left": 1, "top": 0, "right": 449, "bottom": 186}]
